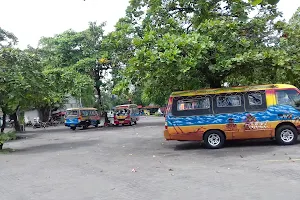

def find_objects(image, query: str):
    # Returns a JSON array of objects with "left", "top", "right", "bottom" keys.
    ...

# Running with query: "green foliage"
[
  {"left": 0, "top": 24, "right": 97, "bottom": 128},
  {"left": 0, "top": 47, "right": 43, "bottom": 113},
  {"left": 274, "top": 7, "right": 300, "bottom": 88},
  {"left": 0, "top": 131, "right": 16, "bottom": 146},
  {"left": 38, "top": 22, "right": 110, "bottom": 110},
  {"left": 110, "top": 0, "right": 285, "bottom": 105},
  {"left": 249, "top": 0, "right": 280, "bottom": 6},
  {"left": 0, "top": 27, "right": 17, "bottom": 47}
]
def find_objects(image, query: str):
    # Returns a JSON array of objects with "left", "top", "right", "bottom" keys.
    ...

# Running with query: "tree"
[
  {"left": 111, "top": 0, "right": 284, "bottom": 105},
  {"left": 250, "top": 0, "right": 280, "bottom": 6},
  {"left": 0, "top": 27, "right": 17, "bottom": 47},
  {"left": 0, "top": 28, "right": 95, "bottom": 131},
  {"left": 39, "top": 22, "right": 110, "bottom": 111},
  {"left": 0, "top": 47, "right": 45, "bottom": 131},
  {"left": 271, "top": 7, "right": 300, "bottom": 88},
  {"left": 36, "top": 66, "right": 94, "bottom": 121}
]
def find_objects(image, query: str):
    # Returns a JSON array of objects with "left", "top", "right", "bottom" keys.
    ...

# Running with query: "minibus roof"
[{"left": 170, "top": 84, "right": 297, "bottom": 97}]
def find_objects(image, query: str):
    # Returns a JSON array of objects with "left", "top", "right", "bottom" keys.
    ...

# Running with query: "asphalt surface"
[{"left": 1, "top": 116, "right": 300, "bottom": 200}]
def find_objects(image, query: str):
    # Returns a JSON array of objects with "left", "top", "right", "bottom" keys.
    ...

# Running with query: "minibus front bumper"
[{"left": 114, "top": 119, "right": 131, "bottom": 125}]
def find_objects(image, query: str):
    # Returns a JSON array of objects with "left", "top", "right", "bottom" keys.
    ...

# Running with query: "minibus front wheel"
[
  {"left": 275, "top": 125, "right": 298, "bottom": 145},
  {"left": 203, "top": 130, "right": 225, "bottom": 149}
]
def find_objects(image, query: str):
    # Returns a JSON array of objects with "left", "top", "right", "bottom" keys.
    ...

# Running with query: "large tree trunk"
[
  {"left": 95, "top": 86, "right": 103, "bottom": 110},
  {"left": 11, "top": 112, "right": 21, "bottom": 132},
  {"left": 200, "top": 65, "right": 223, "bottom": 89},
  {"left": 209, "top": 79, "right": 222, "bottom": 88},
  {"left": 0, "top": 110, "right": 5, "bottom": 149},
  {"left": 1, "top": 111, "right": 6, "bottom": 133},
  {"left": 39, "top": 106, "right": 51, "bottom": 122}
]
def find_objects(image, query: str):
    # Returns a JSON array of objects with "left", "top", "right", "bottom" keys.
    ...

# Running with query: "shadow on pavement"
[
  {"left": 12, "top": 139, "right": 100, "bottom": 154},
  {"left": 16, "top": 126, "right": 105, "bottom": 139},
  {"left": 137, "top": 121, "right": 164, "bottom": 127},
  {"left": 18, "top": 119, "right": 164, "bottom": 137},
  {"left": 172, "top": 139, "right": 300, "bottom": 151},
  {"left": 173, "top": 141, "right": 203, "bottom": 151}
]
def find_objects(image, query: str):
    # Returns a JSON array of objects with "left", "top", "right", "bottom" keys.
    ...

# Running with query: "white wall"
[
  {"left": 24, "top": 109, "right": 39, "bottom": 123},
  {"left": 64, "top": 96, "right": 80, "bottom": 109},
  {"left": 24, "top": 96, "right": 80, "bottom": 123}
]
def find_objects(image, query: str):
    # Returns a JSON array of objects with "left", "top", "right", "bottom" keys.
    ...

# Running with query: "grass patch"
[
  {"left": 0, "top": 148, "right": 15, "bottom": 154},
  {"left": 0, "top": 131, "right": 17, "bottom": 153}
]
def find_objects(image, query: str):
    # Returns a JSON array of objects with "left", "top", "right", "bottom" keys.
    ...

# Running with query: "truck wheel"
[
  {"left": 276, "top": 125, "right": 298, "bottom": 145},
  {"left": 203, "top": 130, "right": 225, "bottom": 149}
]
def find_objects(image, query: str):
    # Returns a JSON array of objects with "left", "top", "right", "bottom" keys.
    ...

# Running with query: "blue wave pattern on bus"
[{"left": 166, "top": 105, "right": 300, "bottom": 126}]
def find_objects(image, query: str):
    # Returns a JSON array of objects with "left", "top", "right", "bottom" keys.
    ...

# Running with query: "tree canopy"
[
  {"left": 0, "top": 27, "right": 94, "bottom": 131},
  {"left": 1, "top": 0, "right": 300, "bottom": 131},
  {"left": 108, "top": 0, "right": 292, "bottom": 105}
]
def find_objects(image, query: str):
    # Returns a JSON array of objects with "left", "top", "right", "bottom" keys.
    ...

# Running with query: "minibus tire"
[
  {"left": 275, "top": 125, "right": 298, "bottom": 145},
  {"left": 95, "top": 121, "right": 99, "bottom": 128},
  {"left": 203, "top": 130, "right": 225, "bottom": 149},
  {"left": 83, "top": 123, "right": 88, "bottom": 129}
]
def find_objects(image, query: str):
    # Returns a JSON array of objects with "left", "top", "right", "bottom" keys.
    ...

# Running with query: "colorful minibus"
[
  {"left": 164, "top": 84, "right": 300, "bottom": 148},
  {"left": 114, "top": 104, "right": 139, "bottom": 126},
  {"left": 65, "top": 108, "right": 100, "bottom": 130}
]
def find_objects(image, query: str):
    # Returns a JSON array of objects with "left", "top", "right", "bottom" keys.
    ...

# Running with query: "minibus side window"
[
  {"left": 80, "top": 110, "right": 89, "bottom": 117},
  {"left": 89, "top": 110, "right": 96, "bottom": 116},
  {"left": 276, "top": 89, "right": 300, "bottom": 108},
  {"left": 214, "top": 93, "right": 245, "bottom": 114},
  {"left": 66, "top": 110, "right": 78, "bottom": 116},
  {"left": 245, "top": 91, "right": 267, "bottom": 111},
  {"left": 172, "top": 96, "right": 213, "bottom": 117}
]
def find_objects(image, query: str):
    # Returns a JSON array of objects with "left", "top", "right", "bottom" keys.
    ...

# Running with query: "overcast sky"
[{"left": 0, "top": 0, "right": 299, "bottom": 49}]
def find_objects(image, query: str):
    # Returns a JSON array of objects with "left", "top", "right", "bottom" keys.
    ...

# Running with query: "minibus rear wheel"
[
  {"left": 275, "top": 125, "right": 298, "bottom": 145},
  {"left": 203, "top": 130, "right": 225, "bottom": 149}
]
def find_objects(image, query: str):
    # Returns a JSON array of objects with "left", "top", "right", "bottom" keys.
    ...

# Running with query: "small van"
[
  {"left": 114, "top": 104, "right": 139, "bottom": 125},
  {"left": 164, "top": 84, "right": 300, "bottom": 149},
  {"left": 65, "top": 108, "right": 100, "bottom": 130}
]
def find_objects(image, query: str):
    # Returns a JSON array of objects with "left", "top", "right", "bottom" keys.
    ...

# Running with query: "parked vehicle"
[
  {"left": 164, "top": 84, "right": 300, "bottom": 149},
  {"left": 65, "top": 108, "right": 100, "bottom": 130},
  {"left": 114, "top": 104, "right": 139, "bottom": 126},
  {"left": 32, "top": 118, "right": 42, "bottom": 129}
]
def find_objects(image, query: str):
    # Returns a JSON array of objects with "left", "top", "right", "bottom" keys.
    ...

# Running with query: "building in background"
[{"left": 24, "top": 96, "right": 81, "bottom": 124}]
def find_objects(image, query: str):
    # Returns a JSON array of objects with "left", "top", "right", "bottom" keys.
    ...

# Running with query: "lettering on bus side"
[{"left": 244, "top": 114, "right": 268, "bottom": 130}]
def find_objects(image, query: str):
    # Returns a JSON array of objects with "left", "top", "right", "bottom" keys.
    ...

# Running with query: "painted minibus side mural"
[{"left": 164, "top": 84, "right": 300, "bottom": 148}]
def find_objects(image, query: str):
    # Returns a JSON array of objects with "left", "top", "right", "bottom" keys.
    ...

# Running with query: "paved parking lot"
[{"left": 1, "top": 116, "right": 300, "bottom": 200}]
